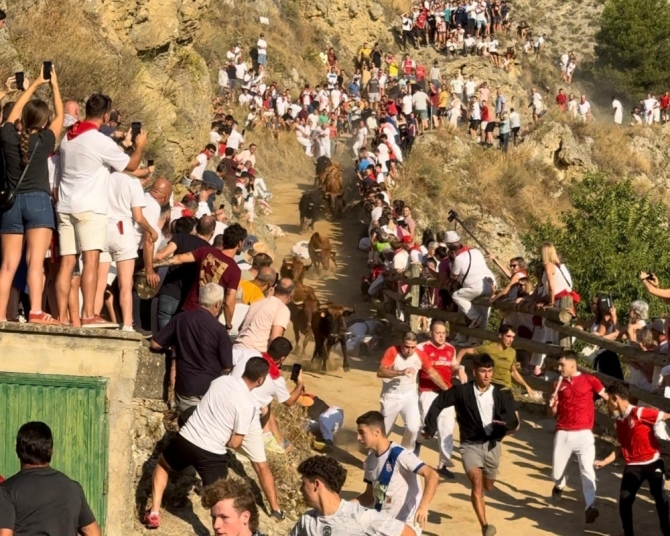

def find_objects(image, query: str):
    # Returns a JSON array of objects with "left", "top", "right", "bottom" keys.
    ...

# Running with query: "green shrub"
[{"left": 522, "top": 173, "right": 670, "bottom": 318}]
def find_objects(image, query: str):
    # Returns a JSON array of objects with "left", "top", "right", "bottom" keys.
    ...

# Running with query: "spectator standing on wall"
[
  {"left": 0, "top": 422, "right": 101, "bottom": 536},
  {"left": 0, "top": 66, "right": 63, "bottom": 324},
  {"left": 55, "top": 94, "right": 145, "bottom": 327}
]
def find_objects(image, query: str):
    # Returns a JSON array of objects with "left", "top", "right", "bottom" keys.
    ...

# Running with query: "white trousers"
[
  {"left": 452, "top": 280, "right": 493, "bottom": 322},
  {"left": 319, "top": 407, "right": 344, "bottom": 441},
  {"left": 297, "top": 137, "right": 313, "bottom": 156},
  {"left": 552, "top": 429, "right": 596, "bottom": 510},
  {"left": 418, "top": 391, "right": 456, "bottom": 466},
  {"left": 353, "top": 139, "right": 364, "bottom": 158},
  {"left": 381, "top": 394, "right": 421, "bottom": 450}
]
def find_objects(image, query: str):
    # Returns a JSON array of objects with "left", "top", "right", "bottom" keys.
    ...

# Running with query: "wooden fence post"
[
  {"left": 409, "top": 263, "right": 422, "bottom": 332},
  {"left": 557, "top": 295, "right": 573, "bottom": 350}
]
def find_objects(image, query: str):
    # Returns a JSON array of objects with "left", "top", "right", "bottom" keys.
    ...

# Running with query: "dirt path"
[{"left": 267, "top": 156, "right": 666, "bottom": 536}]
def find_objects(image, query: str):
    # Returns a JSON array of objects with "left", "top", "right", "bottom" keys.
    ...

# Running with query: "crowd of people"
[{"left": 1, "top": 2, "right": 670, "bottom": 536}]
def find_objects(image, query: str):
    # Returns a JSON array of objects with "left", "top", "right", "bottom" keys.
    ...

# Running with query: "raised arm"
[{"left": 48, "top": 68, "right": 64, "bottom": 138}]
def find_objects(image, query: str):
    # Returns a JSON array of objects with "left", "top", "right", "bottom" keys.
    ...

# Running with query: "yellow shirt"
[
  {"left": 438, "top": 90, "right": 449, "bottom": 108},
  {"left": 239, "top": 280, "right": 265, "bottom": 304},
  {"left": 389, "top": 62, "right": 399, "bottom": 77},
  {"left": 359, "top": 47, "right": 372, "bottom": 60},
  {"left": 474, "top": 342, "right": 516, "bottom": 390}
]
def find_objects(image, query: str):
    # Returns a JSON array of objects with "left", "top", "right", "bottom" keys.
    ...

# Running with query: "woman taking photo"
[{"left": 0, "top": 65, "right": 64, "bottom": 324}]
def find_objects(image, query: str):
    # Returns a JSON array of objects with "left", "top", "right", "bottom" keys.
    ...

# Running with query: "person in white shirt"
[
  {"left": 226, "top": 44, "right": 241, "bottom": 62},
  {"left": 234, "top": 57, "right": 248, "bottom": 81},
  {"left": 144, "top": 357, "right": 270, "bottom": 530},
  {"left": 612, "top": 96, "right": 623, "bottom": 125},
  {"left": 56, "top": 94, "right": 145, "bottom": 328},
  {"left": 450, "top": 75, "right": 464, "bottom": 102},
  {"left": 411, "top": 89, "right": 429, "bottom": 132},
  {"left": 291, "top": 455, "right": 416, "bottom": 536},
  {"left": 188, "top": 143, "right": 216, "bottom": 182},
  {"left": 237, "top": 144, "right": 257, "bottom": 167},
  {"left": 578, "top": 95, "right": 591, "bottom": 122},
  {"left": 446, "top": 230, "right": 496, "bottom": 333},
  {"left": 257, "top": 33, "right": 267, "bottom": 66},
  {"left": 529, "top": 87, "right": 544, "bottom": 123},
  {"left": 227, "top": 122, "right": 245, "bottom": 151},
  {"left": 644, "top": 93, "right": 657, "bottom": 126},
  {"left": 376, "top": 332, "right": 449, "bottom": 451},
  {"left": 296, "top": 118, "right": 313, "bottom": 157},
  {"left": 352, "top": 119, "right": 368, "bottom": 158},
  {"left": 401, "top": 92, "right": 413, "bottom": 116},
  {"left": 217, "top": 66, "right": 229, "bottom": 97},
  {"left": 465, "top": 76, "right": 477, "bottom": 99},
  {"left": 232, "top": 337, "right": 303, "bottom": 520},
  {"left": 354, "top": 410, "right": 438, "bottom": 533},
  {"left": 99, "top": 172, "right": 157, "bottom": 331}
]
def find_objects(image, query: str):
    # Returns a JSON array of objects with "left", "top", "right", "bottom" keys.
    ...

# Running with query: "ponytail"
[{"left": 19, "top": 128, "right": 31, "bottom": 167}]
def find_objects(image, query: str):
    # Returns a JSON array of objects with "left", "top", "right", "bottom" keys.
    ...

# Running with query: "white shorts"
[
  {"left": 105, "top": 222, "right": 138, "bottom": 262},
  {"left": 58, "top": 211, "right": 108, "bottom": 255},
  {"left": 239, "top": 416, "right": 266, "bottom": 463}
]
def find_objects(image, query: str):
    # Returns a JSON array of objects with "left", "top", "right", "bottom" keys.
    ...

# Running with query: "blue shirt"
[{"left": 348, "top": 82, "right": 360, "bottom": 97}]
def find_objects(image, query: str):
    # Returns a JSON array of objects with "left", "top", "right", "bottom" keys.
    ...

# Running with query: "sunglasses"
[{"left": 509, "top": 264, "right": 518, "bottom": 268}]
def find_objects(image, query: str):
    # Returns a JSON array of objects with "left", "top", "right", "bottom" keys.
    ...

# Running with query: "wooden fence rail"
[{"left": 372, "top": 273, "right": 670, "bottom": 412}]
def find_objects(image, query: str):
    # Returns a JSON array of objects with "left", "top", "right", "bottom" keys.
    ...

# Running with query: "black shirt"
[
  {"left": 159, "top": 233, "right": 210, "bottom": 302},
  {"left": 154, "top": 307, "right": 233, "bottom": 397},
  {"left": 1, "top": 123, "right": 56, "bottom": 194},
  {"left": 0, "top": 467, "right": 96, "bottom": 536},
  {"left": 227, "top": 64, "right": 237, "bottom": 80}
]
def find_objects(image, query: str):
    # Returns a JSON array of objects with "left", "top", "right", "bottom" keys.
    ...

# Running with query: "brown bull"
[
  {"left": 288, "top": 282, "right": 319, "bottom": 355},
  {"left": 320, "top": 164, "right": 345, "bottom": 218},
  {"left": 308, "top": 232, "right": 337, "bottom": 273},
  {"left": 311, "top": 303, "right": 355, "bottom": 372},
  {"left": 316, "top": 160, "right": 342, "bottom": 189},
  {"left": 280, "top": 255, "right": 310, "bottom": 285}
]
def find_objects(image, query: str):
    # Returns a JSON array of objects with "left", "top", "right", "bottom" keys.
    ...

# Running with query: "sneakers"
[
  {"left": 28, "top": 311, "right": 60, "bottom": 325},
  {"left": 438, "top": 466, "right": 456, "bottom": 479},
  {"left": 81, "top": 315, "right": 118, "bottom": 329},
  {"left": 270, "top": 509, "right": 285, "bottom": 521},
  {"left": 482, "top": 524, "right": 497, "bottom": 536},
  {"left": 551, "top": 486, "right": 563, "bottom": 502},
  {"left": 585, "top": 506, "right": 599, "bottom": 524},
  {"left": 143, "top": 511, "right": 160, "bottom": 529}
]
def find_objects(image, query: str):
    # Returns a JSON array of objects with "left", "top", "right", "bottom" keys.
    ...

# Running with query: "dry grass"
[
  {"left": 395, "top": 129, "right": 569, "bottom": 234},
  {"left": 195, "top": 1, "right": 326, "bottom": 91},
  {"left": 268, "top": 402, "right": 313, "bottom": 514}
]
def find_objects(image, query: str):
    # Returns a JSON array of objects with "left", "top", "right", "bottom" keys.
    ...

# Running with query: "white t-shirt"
[
  {"left": 57, "top": 130, "right": 131, "bottom": 215},
  {"left": 380, "top": 346, "right": 429, "bottom": 399},
  {"left": 218, "top": 68, "right": 229, "bottom": 87},
  {"left": 211, "top": 221, "right": 227, "bottom": 244},
  {"left": 235, "top": 62, "right": 248, "bottom": 79},
  {"left": 290, "top": 499, "right": 407, "bottom": 536},
  {"left": 560, "top": 53, "right": 569, "bottom": 69},
  {"left": 401, "top": 94, "right": 413, "bottom": 115},
  {"left": 578, "top": 101, "right": 591, "bottom": 116},
  {"left": 209, "top": 130, "right": 222, "bottom": 145},
  {"left": 232, "top": 350, "right": 291, "bottom": 410},
  {"left": 179, "top": 376, "right": 256, "bottom": 455},
  {"left": 465, "top": 80, "right": 477, "bottom": 97},
  {"left": 450, "top": 78, "right": 464, "bottom": 94},
  {"left": 451, "top": 248, "right": 496, "bottom": 288},
  {"left": 644, "top": 98, "right": 657, "bottom": 114},
  {"left": 612, "top": 99, "right": 623, "bottom": 124},
  {"left": 470, "top": 101, "right": 481, "bottom": 120},
  {"left": 257, "top": 38, "right": 267, "bottom": 54},
  {"left": 134, "top": 193, "right": 161, "bottom": 248},
  {"left": 474, "top": 383, "right": 495, "bottom": 435},
  {"left": 412, "top": 91, "right": 428, "bottom": 111},
  {"left": 392, "top": 249, "right": 409, "bottom": 272},
  {"left": 364, "top": 442, "right": 424, "bottom": 523},
  {"left": 107, "top": 172, "right": 145, "bottom": 225},
  {"left": 191, "top": 153, "right": 208, "bottom": 181},
  {"left": 227, "top": 129, "right": 244, "bottom": 151}
]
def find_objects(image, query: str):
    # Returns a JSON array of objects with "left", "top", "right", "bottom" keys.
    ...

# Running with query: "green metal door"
[{"left": 0, "top": 373, "right": 109, "bottom": 531}]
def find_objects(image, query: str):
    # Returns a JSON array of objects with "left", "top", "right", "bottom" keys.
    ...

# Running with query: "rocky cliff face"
[{"left": 1, "top": 0, "right": 214, "bottom": 178}]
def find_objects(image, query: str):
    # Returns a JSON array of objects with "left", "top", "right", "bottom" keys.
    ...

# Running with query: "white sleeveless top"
[{"left": 542, "top": 263, "right": 573, "bottom": 298}]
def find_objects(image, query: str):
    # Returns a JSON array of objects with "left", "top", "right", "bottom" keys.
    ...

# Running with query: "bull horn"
[
  {"left": 343, "top": 305, "right": 355, "bottom": 314},
  {"left": 313, "top": 248, "right": 322, "bottom": 252}
]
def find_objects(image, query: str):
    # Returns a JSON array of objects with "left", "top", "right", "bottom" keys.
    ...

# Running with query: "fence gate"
[{"left": 0, "top": 373, "right": 109, "bottom": 531}]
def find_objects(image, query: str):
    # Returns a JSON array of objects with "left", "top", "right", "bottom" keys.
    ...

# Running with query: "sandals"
[{"left": 29, "top": 312, "right": 60, "bottom": 325}]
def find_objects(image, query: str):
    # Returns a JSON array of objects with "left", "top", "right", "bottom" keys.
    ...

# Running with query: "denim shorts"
[{"left": 0, "top": 190, "right": 55, "bottom": 233}]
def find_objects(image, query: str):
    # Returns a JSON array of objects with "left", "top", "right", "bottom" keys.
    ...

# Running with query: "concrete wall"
[{"left": 0, "top": 323, "right": 144, "bottom": 536}]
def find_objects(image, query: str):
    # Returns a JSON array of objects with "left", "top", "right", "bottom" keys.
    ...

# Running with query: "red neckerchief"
[
  {"left": 200, "top": 150, "right": 212, "bottom": 160},
  {"left": 455, "top": 246, "right": 472, "bottom": 256},
  {"left": 262, "top": 352, "right": 281, "bottom": 380},
  {"left": 67, "top": 121, "right": 99, "bottom": 140}
]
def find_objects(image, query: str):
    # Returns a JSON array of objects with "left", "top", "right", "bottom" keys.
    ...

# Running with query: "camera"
[
  {"left": 447, "top": 209, "right": 458, "bottom": 222},
  {"left": 597, "top": 295, "right": 613, "bottom": 314}
]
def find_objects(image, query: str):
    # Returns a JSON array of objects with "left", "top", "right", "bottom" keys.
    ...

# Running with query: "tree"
[
  {"left": 522, "top": 174, "right": 670, "bottom": 318},
  {"left": 595, "top": 0, "right": 670, "bottom": 95}
]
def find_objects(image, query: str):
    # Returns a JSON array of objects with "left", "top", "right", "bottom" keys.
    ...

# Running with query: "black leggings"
[{"left": 620, "top": 459, "right": 670, "bottom": 536}]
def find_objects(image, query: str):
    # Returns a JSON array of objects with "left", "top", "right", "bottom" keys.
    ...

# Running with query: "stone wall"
[{"left": 0, "top": 323, "right": 144, "bottom": 536}]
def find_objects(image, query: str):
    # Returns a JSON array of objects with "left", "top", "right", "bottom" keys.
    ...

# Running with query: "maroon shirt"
[{"left": 182, "top": 247, "right": 241, "bottom": 312}]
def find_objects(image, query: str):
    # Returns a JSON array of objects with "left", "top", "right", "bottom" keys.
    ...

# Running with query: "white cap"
[{"left": 445, "top": 231, "right": 461, "bottom": 244}]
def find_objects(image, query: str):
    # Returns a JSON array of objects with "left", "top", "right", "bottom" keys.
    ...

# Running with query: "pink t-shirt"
[{"left": 235, "top": 296, "right": 291, "bottom": 353}]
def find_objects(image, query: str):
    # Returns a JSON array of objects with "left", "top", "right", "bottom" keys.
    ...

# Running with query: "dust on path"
[{"left": 267, "top": 156, "right": 666, "bottom": 536}]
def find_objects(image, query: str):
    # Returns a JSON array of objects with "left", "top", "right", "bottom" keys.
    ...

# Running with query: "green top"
[{"left": 474, "top": 342, "right": 516, "bottom": 390}]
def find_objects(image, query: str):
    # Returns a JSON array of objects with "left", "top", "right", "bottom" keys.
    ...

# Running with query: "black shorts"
[
  {"left": 485, "top": 122, "right": 496, "bottom": 133},
  {"left": 469, "top": 119, "right": 481, "bottom": 130},
  {"left": 162, "top": 434, "right": 229, "bottom": 486}
]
